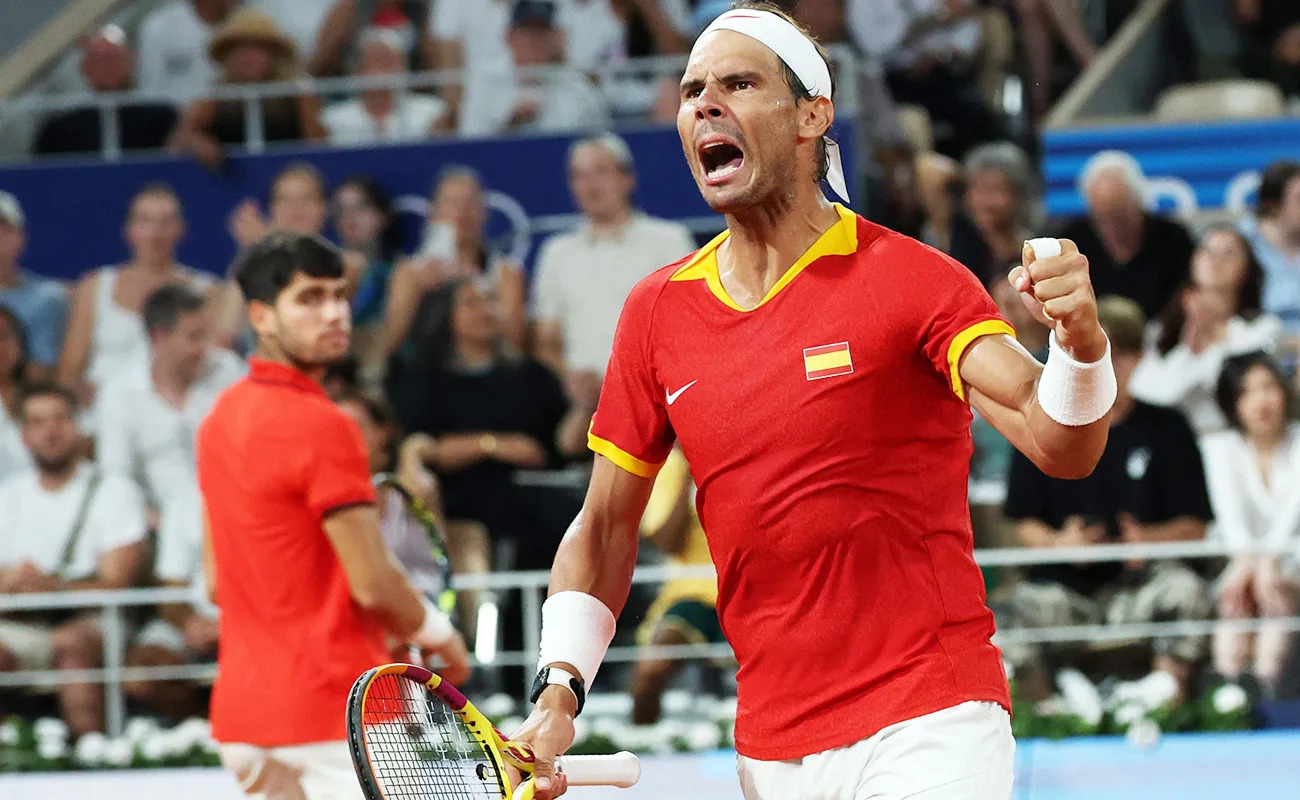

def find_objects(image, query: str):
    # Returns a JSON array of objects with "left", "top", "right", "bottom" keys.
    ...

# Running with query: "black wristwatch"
[{"left": 530, "top": 666, "right": 586, "bottom": 716}]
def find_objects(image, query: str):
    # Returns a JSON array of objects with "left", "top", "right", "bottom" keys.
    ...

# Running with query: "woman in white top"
[
  {"left": 56, "top": 185, "right": 217, "bottom": 420},
  {"left": 1130, "top": 226, "right": 1283, "bottom": 435},
  {"left": 0, "top": 306, "right": 32, "bottom": 481},
  {"left": 1202, "top": 351, "right": 1300, "bottom": 693}
]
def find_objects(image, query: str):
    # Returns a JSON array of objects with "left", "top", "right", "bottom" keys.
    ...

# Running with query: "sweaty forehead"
[{"left": 683, "top": 30, "right": 785, "bottom": 83}]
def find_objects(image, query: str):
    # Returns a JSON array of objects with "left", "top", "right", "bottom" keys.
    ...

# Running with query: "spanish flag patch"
[{"left": 803, "top": 341, "right": 853, "bottom": 381}]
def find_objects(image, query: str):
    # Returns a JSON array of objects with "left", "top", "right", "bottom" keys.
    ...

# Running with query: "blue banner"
[
  {"left": 1041, "top": 117, "right": 1300, "bottom": 219},
  {"left": 0, "top": 124, "right": 853, "bottom": 282}
]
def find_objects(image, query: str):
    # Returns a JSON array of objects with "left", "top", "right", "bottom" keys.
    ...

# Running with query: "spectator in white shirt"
[
  {"left": 1202, "top": 352, "right": 1300, "bottom": 694},
  {"left": 456, "top": 0, "right": 612, "bottom": 137},
  {"left": 97, "top": 284, "right": 245, "bottom": 513},
  {"left": 136, "top": 0, "right": 239, "bottom": 103},
  {"left": 124, "top": 481, "right": 218, "bottom": 720},
  {"left": 532, "top": 133, "right": 695, "bottom": 393},
  {"left": 1131, "top": 227, "right": 1284, "bottom": 435},
  {"left": 0, "top": 384, "right": 147, "bottom": 735},
  {"left": 322, "top": 27, "right": 449, "bottom": 145},
  {"left": 56, "top": 184, "right": 218, "bottom": 429}
]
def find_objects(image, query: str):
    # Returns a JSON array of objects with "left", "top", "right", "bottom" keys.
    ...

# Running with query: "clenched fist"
[{"left": 1008, "top": 238, "right": 1108, "bottom": 363}]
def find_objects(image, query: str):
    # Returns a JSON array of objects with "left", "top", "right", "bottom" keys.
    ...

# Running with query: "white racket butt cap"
[
  {"left": 1026, "top": 237, "right": 1062, "bottom": 259},
  {"left": 557, "top": 751, "right": 641, "bottom": 788}
]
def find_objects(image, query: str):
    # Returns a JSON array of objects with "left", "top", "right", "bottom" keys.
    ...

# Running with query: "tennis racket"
[
  {"left": 347, "top": 663, "right": 641, "bottom": 800},
  {"left": 373, "top": 473, "right": 457, "bottom": 616}
]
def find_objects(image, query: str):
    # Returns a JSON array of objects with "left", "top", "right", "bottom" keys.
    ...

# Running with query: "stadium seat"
[{"left": 1154, "top": 80, "right": 1286, "bottom": 122}]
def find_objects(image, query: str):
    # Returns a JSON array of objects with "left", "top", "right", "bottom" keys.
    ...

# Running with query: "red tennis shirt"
[
  {"left": 196, "top": 358, "right": 386, "bottom": 746},
  {"left": 589, "top": 206, "right": 1014, "bottom": 760}
]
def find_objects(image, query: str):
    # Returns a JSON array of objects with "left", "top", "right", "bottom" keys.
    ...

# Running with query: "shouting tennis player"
[
  {"left": 513, "top": 4, "right": 1116, "bottom": 799},
  {"left": 197, "top": 232, "right": 469, "bottom": 800}
]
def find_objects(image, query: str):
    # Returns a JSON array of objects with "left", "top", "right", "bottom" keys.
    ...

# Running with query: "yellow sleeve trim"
[
  {"left": 588, "top": 431, "right": 663, "bottom": 478},
  {"left": 946, "top": 319, "right": 1016, "bottom": 402}
]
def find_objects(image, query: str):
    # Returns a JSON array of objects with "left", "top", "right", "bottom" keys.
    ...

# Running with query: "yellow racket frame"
[{"left": 347, "top": 662, "right": 543, "bottom": 800}]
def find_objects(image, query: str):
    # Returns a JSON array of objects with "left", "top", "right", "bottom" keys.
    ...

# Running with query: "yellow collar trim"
[{"left": 669, "top": 204, "right": 859, "bottom": 311}]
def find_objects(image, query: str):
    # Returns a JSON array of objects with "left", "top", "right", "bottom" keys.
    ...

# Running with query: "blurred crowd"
[{"left": 0, "top": 0, "right": 1298, "bottom": 740}]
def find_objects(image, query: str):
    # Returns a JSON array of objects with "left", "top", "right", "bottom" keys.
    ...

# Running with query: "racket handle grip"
[{"left": 557, "top": 751, "right": 641, "bottom": 788}]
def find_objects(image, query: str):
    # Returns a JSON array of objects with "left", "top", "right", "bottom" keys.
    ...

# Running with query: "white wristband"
[
  {"left": 1036, "top": 330, "right": 1117, "bottom": 426},
  {"left": 537, "top": 591, "right": 616, "bottom": 685},
  {"left": 414, "top": 597, "right": 457, "bottom": 649}
]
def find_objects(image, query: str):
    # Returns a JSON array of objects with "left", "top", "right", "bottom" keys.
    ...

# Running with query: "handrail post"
[
  {"left": 99, "top": 98, "right": 121, "bottom": 162},
  {"left": 522, "top": 582, "right": 542, "bottom": 698},
  {"left": 101, "top": 603, "right": 126, "bottom": 737},
  {"left": 244, "top": 90, "right": 264, "bottom": 154}
]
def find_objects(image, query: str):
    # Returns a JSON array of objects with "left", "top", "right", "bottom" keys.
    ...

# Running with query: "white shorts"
[
  {"left": 0, "top": 619, "right": 56, "bottom": 671},
  {"left": 737, "top": 701, "right": 1015, "bottom": 800},
  {"left": 220, "top": 740, "right": 363, "bottom": 800}
]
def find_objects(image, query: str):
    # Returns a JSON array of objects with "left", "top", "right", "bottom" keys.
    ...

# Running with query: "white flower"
[
  {"left": 1055, "top": 669, "right": 1103, "bottom": 727},
  {"left": 661, "top": 690, "right": 692, "bottom": 716},
  {"left": 34, "top": 717, "right": 68, "bottom": 742},
  {"left": 37, "top": 737, "right": 67, "bottom": 761},
  {"left": 583, "top": 693, "right": 632, "bottom": 718},
  {"left": 0, "top": 721, "right": 19, "bottom": 747},
  {"left": 481, "top": 694, "right": 517, "bottom": 720},
  {"left": 686, "top": 722, "right": 722, "bottom": 752},
  {"left": 1132, "top": 670, "right": 1179, "bottom": 711},
  {"left": 715, "top": 697, "right": 738, "bottom": 721},
  {"left": 174, "top": 717, "right": 214, "bottom": 751},
  {"left": 75, "top": 731, "right": 109, "bottom": 766},
  {"left": 1113, "top": 702, "right": 1145, "bottom": 728},
  {"left": 125, "top": 717, "right": 160, "bottom": 745},
  {"left": 1212, "top": 683, "right": 1249, "bottom": 714},
  {"left": 1126, "top": 717, "right": 1161, "bottom": 749},
  {"left": 140, "top": 732, "right": 170, "bottom": 762},
  {"left": 104, "top": 737, "right": 134, "bottom": 767}
]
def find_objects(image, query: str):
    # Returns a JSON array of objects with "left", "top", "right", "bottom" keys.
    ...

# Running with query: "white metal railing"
[
  {"left": 1, "top": 46, "right": 861, "bottom": 161},
  {"left": 1, "top": 538, "right": 1296, "bottom": 737}
]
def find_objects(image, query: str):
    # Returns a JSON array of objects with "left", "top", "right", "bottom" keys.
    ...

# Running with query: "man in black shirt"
[
  {"left": 1058, "top": 152, "right": 1195, "bottom": 320},
  {"left": 998, "top": 296, "right": 1213, "bottom": 700},
  {"left": 34, "top": 26, "right": 177, "bottom": 157}
]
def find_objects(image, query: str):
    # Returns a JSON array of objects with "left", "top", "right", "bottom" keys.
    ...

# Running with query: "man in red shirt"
[
  {"left": 514, "top": 5, "right": 1117, "bottom": 800},
  {"left": 197, "top": 232, "right": 469, "bottom": 800}
]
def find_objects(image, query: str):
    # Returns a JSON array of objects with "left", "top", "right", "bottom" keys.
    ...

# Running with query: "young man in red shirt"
[
  {"left": 197, "top": 232, "right": 469, "bottom": 800},
  {"left": 514, "top": 5, "right": 1117, "bottom": 800}
]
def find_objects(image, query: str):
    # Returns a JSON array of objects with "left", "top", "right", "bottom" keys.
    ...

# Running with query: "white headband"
[{"left": 694, "top": 9, "right": 849, "bottom": 202}]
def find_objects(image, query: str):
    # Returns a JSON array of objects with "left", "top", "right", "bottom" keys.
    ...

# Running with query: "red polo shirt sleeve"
[{"left": 300, "top": 409, "right": 376, "bottom": 519}]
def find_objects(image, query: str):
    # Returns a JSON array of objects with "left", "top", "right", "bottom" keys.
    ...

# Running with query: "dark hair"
[
  {"left": 409, "top": 278, "right": 469, "bottom": 371},
  {"left": 1215, "top": 351, "right": 1296, "bottom": 431},
  {"left": 18, "top": 381, "right": 77, "bottom": 421},
  {"left": 336, "top": 388, "right": 401, "bottom": 471},
  {"left": 233, "top": 231, "right": 345, "bottom": 304},
  {"left": 142, "top": 283, "right": 206, "bottom": 336},
  {"left": 734, "top": 1, "right": 835, "bottom": 183},
  {"left": 0, "top": 304, "right": 29, "bottom": 383},
  {"left": 335, "top": 175, "right": 399, "bottom": 262},
  {"left": 273, "top": 161, "right": 327, "bottom": 201},
  {"left": 1154, "top": 226, "right": 1265, "bottom": 355},
  {"left": 1257, "top": 160, "right": 1300, "bottom": 219}
]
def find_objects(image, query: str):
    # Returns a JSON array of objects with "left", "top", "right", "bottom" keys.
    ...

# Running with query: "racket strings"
[{"left": 361, "top": 674, "right": 502, "bottom": 799}]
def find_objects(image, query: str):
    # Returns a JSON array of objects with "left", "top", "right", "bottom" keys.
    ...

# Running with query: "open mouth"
[{"left": 698, "top": 138, "right": 745, "bottom": 183}]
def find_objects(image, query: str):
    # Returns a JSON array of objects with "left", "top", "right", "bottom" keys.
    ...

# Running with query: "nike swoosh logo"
[{"left": 665, "top": 380, "right": 698, "bottom": 405}]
